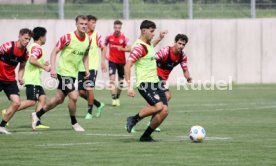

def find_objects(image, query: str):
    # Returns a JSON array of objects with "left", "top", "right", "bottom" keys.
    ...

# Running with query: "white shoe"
[
  {"left": 0, "top": 127, "right": 11, "bottom": 134},
  {"left": 72, "top": 123, "right": 85, "bottom": 132},
  {"left": 31, "top": 112, "right": 39, "bottom": 131}
]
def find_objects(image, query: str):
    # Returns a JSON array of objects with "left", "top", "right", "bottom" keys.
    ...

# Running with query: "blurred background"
[{"left": 0, "top": 0, "right": 275, "bottom": 85}]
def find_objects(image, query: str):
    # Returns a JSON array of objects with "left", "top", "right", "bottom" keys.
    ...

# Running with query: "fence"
[{"left": 0, "top": 0, "right": 276, "bottom": 19}]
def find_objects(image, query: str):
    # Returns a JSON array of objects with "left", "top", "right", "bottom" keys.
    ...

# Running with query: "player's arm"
[
  {"left": 18, "top": 61, "right": 26, "bottom": 85},
  {"left": 117, "top": 45, "right": 131, "bottom": 52},
  {"left": 124, "top": 60, "right": 135, "bottom": 97},
  {"left": 100, "top": 46, "right": 107, "bottom": 72},
  {"left": 152, "top": 30, "right": 168, "bottom": 47},
  {"left": 29, "top": 47, "right": 50, "bottom": 72},
  {"left": 183, "top": 68, "right": 192, "bottom": 83},
  {"left": 83, "top": 49, "right": 90, "bottom": 79},
  {"left": 50, "top": 47, "right": 61, "bottom": 78}
]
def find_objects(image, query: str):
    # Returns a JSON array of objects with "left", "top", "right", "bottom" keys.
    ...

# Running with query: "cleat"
[
  {"left": 0, "top": 127, "right": 11, "bottom": 134},
  {"left": 1, "top": 109, "right": 9, "bottom": 126},
  {"left": 139, "top": 135, "right": 156, "bottom": 142},
  {"left": 147, "top": 122, "right": 161, "bottom": 132},
  {"left": 84, "top": 113, "right": 93, "bottom": 120},
  {"left": 31, "top": 112, "right": 39, "bottom": 131},
  {"left": 95, "top": 103, "right": 105, "bottom": 118},
  {"left": 116, "top": 99, "right": 120, "bottom": 106},
  {"left": 72, "top": 123, "right": 85, "bottom": 132},
  {"left": 36, "top": 124, "right": 50, "bottom": 129},
  {"left": 124, "top": 125, "right": 136, "bottom": 133},
  {"left": 112, "top": 99, "right": 117, "bottom": 106},
  {"left": 126, "top": 116, "right": 137, "bottom": 133}
]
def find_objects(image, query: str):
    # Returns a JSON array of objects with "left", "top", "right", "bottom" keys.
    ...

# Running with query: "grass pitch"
[{"left": 0, "top": 84, "right": 275, "bottom": 166}]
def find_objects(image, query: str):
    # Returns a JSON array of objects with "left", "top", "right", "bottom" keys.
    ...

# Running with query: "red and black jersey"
[
  {"left": 155, "top": 46, "right": 188, "bottom": 81},
  {"left": 0, "top": 41, "right": 28, "bottom": 81}
]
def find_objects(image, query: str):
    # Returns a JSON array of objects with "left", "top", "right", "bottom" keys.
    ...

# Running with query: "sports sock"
[
  {"left": 36, "top": 121, "right": 41, "bottom": 126},
  {"left": 70, "top": 116, "right": 77, "bottom": 125},
  {"left": 0, "top": 120, "right": 7, "bottom": 127},
  {"left": 133, "top": 113, "right": 141, "bottom": 122},
  {"left": 112, "top": 94, "right": 117, "bottom": 99},
  {"left": 116, "top": 93, "right": 120, "bottom": 99},
  {"left": 141, "top": 126, "right": 154, "bottom": 138},
  {"left": 36, "top": 108, "right": 46, "bottom": 118},
  {"left": 94, "top": 99, "right": 101, "bottom": 107},
  {"left": 87, "top": 105, "right": 93, "bottom": 114}
]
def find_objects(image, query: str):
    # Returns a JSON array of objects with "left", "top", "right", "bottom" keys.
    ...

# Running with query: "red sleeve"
[
  {"left": 0, "top": 41, "right": 12, "bottom": 55},
  {"left": 30, "top": 46, "right": 43, "bottom": 59},
  {"left": 128, "top": 44, "right": 147, "bottom": 63},
  {"left": 155, "top": 47, "right": 169, "bottom": 61},
  {"left": 56, "top": 34, "right": 71, "bottom": 50},
  {"left": 96, "top": 33, "right": 104, "bottom": 49},
  {"left": 181, "top": 51, "right": 188, "bottom": 69}
]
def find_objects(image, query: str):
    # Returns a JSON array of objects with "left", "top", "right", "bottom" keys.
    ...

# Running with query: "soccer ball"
[{"left": 189, "top": 125, "right": 206, "bottom": 142}]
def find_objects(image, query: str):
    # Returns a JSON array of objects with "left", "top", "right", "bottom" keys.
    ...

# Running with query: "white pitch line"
[
  {"left": 177, "top": 136, "right": 232, "bottom": 141},
  {"left": 36, "top": 142, "right": 101, "bottom": 147},
  {"left": 85, "top": 133, "right": 132, "bottom": 137},
  {"left": 13, "top": 131, "right": 41, "bottom": 135}
]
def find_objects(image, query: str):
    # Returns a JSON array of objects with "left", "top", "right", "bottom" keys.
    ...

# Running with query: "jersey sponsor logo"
[{"left": 72, "top": 50, "right": 85, "bottom": 56}]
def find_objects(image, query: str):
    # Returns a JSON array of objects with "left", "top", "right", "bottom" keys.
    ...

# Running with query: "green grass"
[
  {"left": 0, "top": 3, "right": 275, "bottom": 19},
  {"left": 0, "top": 84, "right": 276, "bottom": 165}
]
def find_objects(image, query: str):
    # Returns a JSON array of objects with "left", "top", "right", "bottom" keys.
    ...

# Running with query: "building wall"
[{"left": 0, "top": 18, "right": 275, "bottom": 87}]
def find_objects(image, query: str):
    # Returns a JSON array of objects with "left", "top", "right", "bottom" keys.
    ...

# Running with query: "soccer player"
[
  {"left": 125, "top": 20, "right": 168, "bottom": 142},
  {"left": 145, "top": 34, "right": 192, "bottom": 132},
  {"left": 156, "top": 34, "right": 192, "bottom": 100},
  {"left": 79, "top": 15, "right": 106, "bottom": 120},
  {"left": 31, "top": 15, "right": 90, "bottom": 132},
  {"left": 105, "top": 20, "right": 131, "bottom": 106},
  {"left": 0, "top": 28, "right": 32, "bottom": 134}
]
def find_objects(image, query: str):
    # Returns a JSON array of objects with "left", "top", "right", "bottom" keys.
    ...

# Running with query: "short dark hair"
[
  {"left": 175, "top": 34, "right": 188, "bottom": 43},
  {"left": 140, "top": 20, "right": 156, "bottom": 30},
  {"left": 32, "top": 27, "right": 47, "bottom": 41},
  {"left": 19, "top": 28, "right": 33, "bottom": 37},
  {"left": 87, "top": 15, "right": 97, "bottom": 21},
  {"left": 75, "top": 15, "right": 87, "bottom": 23},
  {"left": 114, "top": 20, "right": 122, "bottom": 25}
]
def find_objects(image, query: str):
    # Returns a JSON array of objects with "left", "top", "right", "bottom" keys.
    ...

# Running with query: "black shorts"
[
  {"left": 78, "top": 70, "right": 97, "bottom": 90},
  {"left": 158, "top": 76, "right": 169, "bottom": 92},
  {"left": 0, "top": 80, "right": 20, "bottom": 99},
  {"left": 57, "top": 74, "right": 76, "bottom": 96},
  {"left": 109, "top": 61, "right": 125, "bottom": 79},
  {"left": 138, "top": 82, "right": 168, "bottom": 106},
  {"left": 25, "top": 85, "right": 45, "bottom": 101}
]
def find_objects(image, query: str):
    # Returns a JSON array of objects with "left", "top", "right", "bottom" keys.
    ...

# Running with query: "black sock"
[
  {"left": 116, "top": 94, "right": 120, "bottom": 99},
  {"left": 88, "top": 105, "right": 93, "bottom": 114},
  {"left": 36, "top": 120, "right": 41, "bottom": 126},
  {"left": 133, "top": 113, "right": 141, "bottom": 122},
  {"left": 112, "top": 94, "right": 117, "bottom": 99},
  {"left": 141, "top": 126, "right": 154, "bottom": 138},
  {"left": 36, "top": 108, "right": 46, "bottom": 118},
  {"left": 0, "top": 120, "right": 7, "bottom": 127},
  {"left": 94, "top": 99, "right": 101, "bottom": 107},
  {"left": 70, "top": 116, "right": 77, "bottom": 125}
]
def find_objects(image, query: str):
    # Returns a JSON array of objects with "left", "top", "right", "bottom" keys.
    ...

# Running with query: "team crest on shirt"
[
  {"left": 154, "top": 94, "right": 160, "bottom": 100},
  {"left": 119, "top": 39, "right": 123, "bottom": 44}
]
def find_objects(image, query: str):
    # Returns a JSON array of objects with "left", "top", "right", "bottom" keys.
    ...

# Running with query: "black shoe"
[
  {"left": 139, "top": 135, "right": 156, "bottom": 142},
  {"left": 126, "top": 116, "right": 137, "bottom": 133}
]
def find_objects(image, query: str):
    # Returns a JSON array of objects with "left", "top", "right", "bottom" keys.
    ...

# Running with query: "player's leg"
[
  {"left": 68, "top": 90, "right": 84, "bottom": 132},
  {"left": 32, "top": 90, "right": 65, "bottom": 130},
  {"left": 140, "top": 83, "right": 168, "bottom": 141},
  {"left": 35, "top": 87, "right": 50, "bottom": 129},
  {"left": 0, "top": 81, "right": 21, "bottom": 134},
  {"left": 109, "top": 61, "right": 117, "bottom": 106},
  {"left": 126, "top": 82, "right": 164, "bottom": 134},
  {"left": 115, "top": 64, "right": 125, "bottom": 106},
  {"left": 17, "top": 85, "right": 38, "bottom": 111}
]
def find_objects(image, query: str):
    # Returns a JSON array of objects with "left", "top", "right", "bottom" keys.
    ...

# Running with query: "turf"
[{"left": 0, "top": 84, "right": 276, "bottom": 166}]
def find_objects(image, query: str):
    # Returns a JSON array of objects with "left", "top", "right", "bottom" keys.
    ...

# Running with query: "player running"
[
  {"left": 31, "top": 15, "right": 90, "bottom": 132},
  {"left": 0, "top": 28, "right": 32, "bottom": 134},
  {"left": 78, "top": 15, "right": 106, "bottom": 120},
  {"left": 105, "top": 20, "right": 131, "bottom": 106},
  {"left": 125, "top": 20, "right": 168, "bottom": 142}
]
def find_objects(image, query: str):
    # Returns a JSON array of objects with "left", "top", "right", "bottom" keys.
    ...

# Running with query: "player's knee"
[
  {"left": 69, "top": 95, "right": 78, "bottom": 103},
  {"left": 12, "top": 100, "right": 21, "bottom": 108},
  {"left": 29, "top": 100, "right": 36, "bottom": 106},
  {"left": 162, "top": 106, "right": 169, "bottom": 117},
  {"left": 155, "top": 102, "right": 164, "bottom": 112},
  {"left": 56, "top": 96, "right": 65, "bottom": 104}
]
